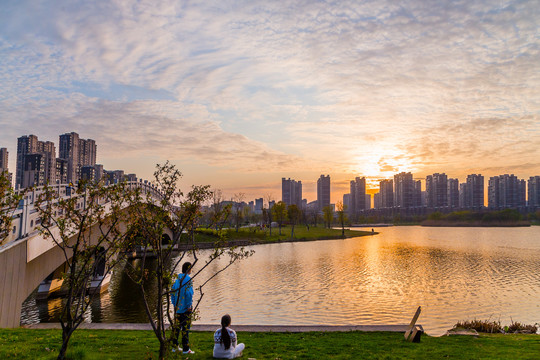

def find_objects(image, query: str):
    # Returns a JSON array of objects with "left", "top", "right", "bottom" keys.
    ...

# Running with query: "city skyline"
[{"left": 1, "top": 1, "right": 539, "bottom": 202}]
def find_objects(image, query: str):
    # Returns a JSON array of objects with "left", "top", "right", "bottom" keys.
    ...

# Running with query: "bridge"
[{"left": 0, "top": 180, "right": 165, "bottom": 328}]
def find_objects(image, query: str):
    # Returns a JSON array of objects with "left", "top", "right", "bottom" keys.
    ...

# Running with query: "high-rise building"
[
  {"left": 488, "top": 174, "right": 526, "bottom": 209},
  {"left": 0, "top": 148, "right": 11, "bottom": 186},
  {"left": 414, "top": 180, "right": 422, "bottom": 207},
  {"left": 59, "top": 132, "right": 80, "bottom": 183},
  {"left": 379, "top": 179, "right": 393, "bottom": 208},
  {"left": 528, "top": 176, "right": 540, "bottom": 208},
  {"left": 16, "top": 135, "right": 39, "bottom": 188},
  {"left": 426, "top": 173, "right": 448, "bottom": 208},
  {"left": 0, "top": 148, "right": 8, "bottom": 173},
  {"left": 394, "top": 172, "right": 414, "bottom": 208},
  {"left": 56, "top": 158, "right": 68, "bottom": 184},
  {"left": 281, "top": 178, "right": 302, "bottom": 208},
  {"left": 365, "top": 193, "right": 371, "bottom": 210},
  {"left": 448, "top": 178, "right": 459, "bottom": 208},
  {"left": 79, "top": 138, "right": 97, "bottom": 167},
  {"left": 349, "top": 177, "right": 366, "bottom": 217},
  {"left": 466, "top": 174, "right": 484, "bottom": 209},
  {"left": 38, "top": 141, "right": 57, "bottom": 185},
  {"left": 22, "top": 153, "right": 45, "bottom": 188},
  {"left": 317, "top": 175, "right": 330, "bottom": 211},
  {"left": 343, "top": 193, "right": 351, "bottom": 212},
  {"left": 255, "top": 198, "right": 263, "bottom": 214}
]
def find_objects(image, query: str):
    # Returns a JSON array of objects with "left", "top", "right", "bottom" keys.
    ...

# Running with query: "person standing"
[
  {"left": 213, "top": 314, "right": 245, "bottom": 359},
  {"left": 171, "top": 262, "right": 194, "bottom": 354}
]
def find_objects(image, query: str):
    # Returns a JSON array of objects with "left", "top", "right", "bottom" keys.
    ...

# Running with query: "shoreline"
[{"left": 23, "top": 323, "right": 420, "bottom": 333}]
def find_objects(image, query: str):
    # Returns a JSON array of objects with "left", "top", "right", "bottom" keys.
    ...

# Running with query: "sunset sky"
[{"left": 1, "top": 0, "right": 539, "bottom": 203}]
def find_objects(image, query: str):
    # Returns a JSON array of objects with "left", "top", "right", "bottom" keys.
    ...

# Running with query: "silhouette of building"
[
  {"left": 22, "top": 153, "right": 45, "bottom": 188},
  {"left": 379, "top": 179, "right": 393, "bottom": 208},
  {"left": 394, "top": 172, "right": 415, "bottom": 208},
  {"left": 281, "top": 178, "right": 302, "bottom": 208},
  {"left": 255, "top": 198, "right": 263, "bottom": 214},
  {"left": 426, "top": 173, "right": 448, "bottom": 208},
  {"left": 448, "top": 178, "right": 459, "bottom": 208},
  {"left": 317, "top": 175, "right": 330, "bottom": 211},
  {"left": 349, "top": 176, "right": 366, "bottom": 217},
  {"left": 488, "top": 174, "right": 526, "bottom": 209},
  {"left": 460, "top": 174, "right": 484, "bottom": 209},
  {"left": 528, "top": 176, "right": 540, "bottom": 208}
]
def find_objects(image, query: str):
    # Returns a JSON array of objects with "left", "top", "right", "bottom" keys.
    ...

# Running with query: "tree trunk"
[
  {"left": 290, "top": 224, "right": 295, "bottom": 240},
  {"left": 57, "top": 328, "right": 73, "bottom": 360}
]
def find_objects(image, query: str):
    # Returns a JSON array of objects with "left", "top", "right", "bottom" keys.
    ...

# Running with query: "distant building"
[
  {"left": 22, "top": 153, "right": 45, "bottom": 188},
  {"left": 317, "top": 175, "right": 330, "bottom": 211},
  {"left": 59, "top": 132, "right": 80, "bottom": 183},
  {"left": 80, "top": 165, "right": 97, "bottom": 182},
  {"left": 282, "top": 178, "right": 302, "bottom": 208},
  {"left": 365, "top": 193, "right": 371, "bottom": 210},
  {"left": 414, "top": 180, "right": 422, "bottom": 207},
  {"left": 56, "top": 158, "right": 68, "bottom": 184},
  {"left": 0, "top": 148, "right": 8, "bottom": 173},
  {"left": 394, "top": 172, "right": 415, "bottom": 208},
  {"left": 349, "top": 177, "right": 366, "bottom": 217},
  {"left": 105, "top": 170, "right": 125, "bottom": 184},
  {"left": 255, "top": 198, "right": 263, "bottom": 214},
  {"left": 426, "top": 173, "right": 448, "bottom": 208},
  {"left": 16, "top": 135, "right": 39, "bottom": 189},
  {"left": 379, "top": 179, "right": 393, "bottom": 208},
  {"left": 343, "top": 193, "right": 351, "bottom": 212},
  {"left": 528, "top": 176, "right": 540, "bottom": 208},
  {"left": 460, "top": 174, "right": 484, "bottom": 209},
  {"left": 38, "top": 141, "right": 57, "bottom": 185},
  {"left": 488, "top": 174, "right": 526, "bottom": 209},
  {"left": 448, "top": 178, "right": 459, "bottom": 208}
]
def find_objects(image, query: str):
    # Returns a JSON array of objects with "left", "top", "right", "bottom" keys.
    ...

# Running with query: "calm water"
[{"left": 21, "top": 226, "right": 540, "bottom": 335}]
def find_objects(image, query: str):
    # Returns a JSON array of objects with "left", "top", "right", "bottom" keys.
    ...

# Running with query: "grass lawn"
[
  {"left": 1, "top": 329, "right": 539, "bottom": 359},
  {"left": 195, "top": 226, "right": 374, "bottom": 245}
]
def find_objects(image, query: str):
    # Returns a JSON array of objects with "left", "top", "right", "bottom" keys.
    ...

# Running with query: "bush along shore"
[
  {"left": 2, "top": 328, "right": 540, "bottom": 359},
  {"left": 421, "top": 209, "right": 532, "bottom": 227},
  {"left": 189, "top": 226, "right": 376, "bottom": 249}
]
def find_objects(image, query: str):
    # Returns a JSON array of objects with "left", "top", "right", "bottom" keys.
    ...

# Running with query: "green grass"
[
  {"left": 1, "top": 329, "right": 539, "bottom": 359},
  {"left": 195, "top": 226, "right": 374, "bottom": 245}
]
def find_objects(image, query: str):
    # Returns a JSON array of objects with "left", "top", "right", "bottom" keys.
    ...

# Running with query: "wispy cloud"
[{"left": 1, "top": 0, "right": 539, "bottom": 200}]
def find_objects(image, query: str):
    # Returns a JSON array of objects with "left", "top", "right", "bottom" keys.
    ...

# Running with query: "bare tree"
[
  {"left": 35, "top": 180, "right": 132, "bottom": 360},
  {"left": 124, "top": 162, "right": 252, "bottom": 359},
  {"left": 232, "top": 192, "right": 245, "bottom": 232},
  {"left": 0, "top": 172, "right": 22, "bottom": 246},
  {"left": 323, "top": 205, "right": 334, "bottom": 229},
  {"left": 264, "top": 193, "right": 274, "bottom": 235},
  {"left": 336, "top": 201, "right": 347, "bottom": 237}
]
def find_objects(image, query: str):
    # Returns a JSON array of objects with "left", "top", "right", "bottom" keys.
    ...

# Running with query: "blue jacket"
[{"left": 171, "top": 273, "right": 193, "bottom": 314}]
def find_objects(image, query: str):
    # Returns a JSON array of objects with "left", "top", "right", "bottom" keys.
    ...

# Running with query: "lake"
[{"left": 21, "top": 226, "right": 540, "bottom": 335}]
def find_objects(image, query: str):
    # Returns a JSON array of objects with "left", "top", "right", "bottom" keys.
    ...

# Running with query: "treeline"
[{"left": 422, "top": 209, "right": 535, "bottom": 227}]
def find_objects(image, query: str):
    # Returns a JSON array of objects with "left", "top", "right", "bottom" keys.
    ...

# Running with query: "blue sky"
[{"left": 1, "top": 0, "right": 539, "bottom": 202}]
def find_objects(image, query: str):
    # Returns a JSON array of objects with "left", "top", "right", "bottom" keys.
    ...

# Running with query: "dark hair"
[
  {"left": 182, "top": 262, "right": 192, "bottom": 274},
  {"left": 220, "top": 314, "right": 232, "bottom": 349}
]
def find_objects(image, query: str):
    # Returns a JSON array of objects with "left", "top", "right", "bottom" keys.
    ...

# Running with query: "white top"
[{"left": 213, "top": 327, "right": 238, "bottom": 359}]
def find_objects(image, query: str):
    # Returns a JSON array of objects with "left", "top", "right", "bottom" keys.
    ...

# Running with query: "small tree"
[
  {"left": 35, "top": 180, "right": 132, "bottom": 360},
  {"left": 272, "top": 201, "right": 287, "bottom": 236},
  {"left": 323, "top": 205, "right": 334, "bottom": 229},
  {"left": 124, "top": 162, "right": 252, "bottom": 359},
  {"left": 287, "top": 204, "right": 301, "bottom": 239},
  {"left": 336, "top": 201, "right": 347, "bottom": 237},
  {"left": 232, "top": 193, "right": 245, "bottom": 232},
  {"left": 0, "top": 172, "right": 21, "bottom": 246},
  {"left": 264, "top": 193, "right": 274, "bottom": 235},
  {"left": 207, "top": 189, "right": 231, "bottom": 230}
]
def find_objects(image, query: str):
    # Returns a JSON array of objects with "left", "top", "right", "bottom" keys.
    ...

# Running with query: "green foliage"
[{"left": 1, "top": 328, "right": 539, "bottom": 360}]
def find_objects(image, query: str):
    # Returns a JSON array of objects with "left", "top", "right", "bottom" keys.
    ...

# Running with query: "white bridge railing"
[{"left": 1, "top": 180, "right": 163, "bottom": 251}]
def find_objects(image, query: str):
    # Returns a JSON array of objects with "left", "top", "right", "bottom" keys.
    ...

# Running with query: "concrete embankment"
[{"left": 25, "top": 323, "right": 420, "bottom": 333}]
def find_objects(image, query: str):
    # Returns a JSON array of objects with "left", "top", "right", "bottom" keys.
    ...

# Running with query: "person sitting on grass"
[{"left": 213, "top": 314, "right": 245, "bottom": 359}]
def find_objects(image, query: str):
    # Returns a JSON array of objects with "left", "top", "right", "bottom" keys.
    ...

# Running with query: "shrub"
[{"left": 453, "top": 318, "right": 502, "bottom": 333}]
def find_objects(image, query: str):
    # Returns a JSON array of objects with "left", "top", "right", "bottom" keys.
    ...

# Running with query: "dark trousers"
[{"left": 172, "top": 311, "right": 191, "bottom": 350}]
